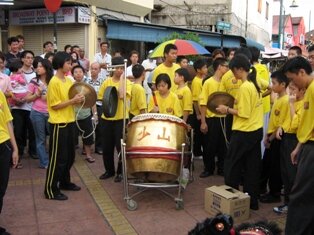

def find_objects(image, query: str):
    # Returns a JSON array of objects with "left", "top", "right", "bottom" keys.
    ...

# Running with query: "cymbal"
[
  {"left": 68, "top": 82, "right": 97, "bottom": 108},
  {"left": 103, "top": 86, "right": 118, "bottom": 118},
  {"left": 207, "top": 92, "right": 235, "bottom": 114}
]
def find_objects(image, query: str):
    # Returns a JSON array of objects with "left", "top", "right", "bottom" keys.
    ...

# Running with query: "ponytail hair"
[{"left": 248, "top": 66, "right": 261, "bottom": 95}]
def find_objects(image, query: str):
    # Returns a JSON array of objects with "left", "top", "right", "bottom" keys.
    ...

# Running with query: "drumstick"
[{"left": 152, "top": 91, "right": 158, "bottom": 107}]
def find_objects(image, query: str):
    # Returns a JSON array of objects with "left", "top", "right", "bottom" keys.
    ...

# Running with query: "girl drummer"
[
  {"left": 148, "top": 73, "right": 182, "bottom": 117},
  {"left": 216, "top": 54, "right": 263, "bottom": 210}
]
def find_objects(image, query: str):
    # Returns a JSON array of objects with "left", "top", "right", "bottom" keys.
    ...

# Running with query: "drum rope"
[
  {"left": 220, "top": 117, "right": 230, "bottom": 148},
  {"left": 75, "top": 97, "right": 97, "bottom": 139}
]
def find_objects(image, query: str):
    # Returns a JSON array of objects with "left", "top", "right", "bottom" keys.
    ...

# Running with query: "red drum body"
[{"left": 126, "top": 113, "right": 188, "bottom": 182}]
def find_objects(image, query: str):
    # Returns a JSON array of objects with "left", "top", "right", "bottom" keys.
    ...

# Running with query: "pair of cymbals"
[{"left": 207, "top": 92, "right": 234, "bottom": 114}]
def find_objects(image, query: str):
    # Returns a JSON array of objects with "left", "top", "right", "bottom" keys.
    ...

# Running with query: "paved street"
[{"left": 1, "top": 150, "right": 286, "bottom": 235}]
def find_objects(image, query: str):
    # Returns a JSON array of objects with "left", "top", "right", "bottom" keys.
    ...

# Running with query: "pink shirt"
[
  {"left": 28, "top": 78, "right": 48, "bottom": 114},
  {"left": 0, "top": 72, "right": 11, "bottom": 93}
]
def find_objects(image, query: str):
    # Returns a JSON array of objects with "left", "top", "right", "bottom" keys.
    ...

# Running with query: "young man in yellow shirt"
[
  {"left": 190, "top": 59, "right": 207, "bottom": 162},
  {"left": 129, "top": 64, "right": 147, "bottom": 119},
  {"left": 0, "top": 91, "right": 19, "bottom": 235},
  {"left": 98, "top": 56, "right": 132, "bottom": 182},
  {"left": 199, "top": 58, "right": 229, "bottom": 176},
  {"left": 283, "top": 57, "right": 314, "bottom": 235},
  {"left": 152, "top": 44, "right": 180, "bottom": 93}
]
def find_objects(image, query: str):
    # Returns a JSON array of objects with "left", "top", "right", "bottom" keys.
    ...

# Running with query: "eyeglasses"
[{"left": 221, "top": 64, "right": 229, "bottom": 67}]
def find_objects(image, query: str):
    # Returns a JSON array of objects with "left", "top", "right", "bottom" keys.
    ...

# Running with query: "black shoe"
[
  {"left": 0, "top": 226, "right": 11, "bottom": 235},
  {"left": 30, "top": 154, "right": 39, "bottom": 159},
  {"left": 99, "top": 172, "right": 114, "bottom": 180},
  {"left": 95, "top": 149, "right": 103, "bottom": 155},
  {"left": 114, "top": 174, "right": 123, "bottom": 182},
  {"left": 260, "top": 193, "right": 281, "bottom": 203},
  {"left": 60, "top": 183, "right": 81, "bottom": 191},
  {"left": 217, "top": 170, "right": 224, "bottom": 176},
  {"left": 199, "top": 171, "right": 212, "bottom": 178},
  {"left": 250, "top": 203, "right": 259, "bottom": 210},
  {"left": 46, "top": 193, "right": 68, "bottom": 201}
]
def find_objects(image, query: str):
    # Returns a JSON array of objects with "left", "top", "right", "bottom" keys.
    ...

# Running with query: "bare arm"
[{"left": 7, "top": 122, "right": 19, "bottom": 168}]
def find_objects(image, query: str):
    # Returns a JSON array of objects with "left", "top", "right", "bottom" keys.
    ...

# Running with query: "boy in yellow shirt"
[
  {"left": 190, "top": 58, "right": 207, "bottom": 160},
  {"left": 0, "top": 91, "right": 18, "bottom": 235},
  {"left": 98, "top": 56, "right": 132, "bottom": 182},
  {"left": 273, "top": 81, "right": 305, "bottom": 214},
  {"left": 283, "top": 57, "right": 314, "bottom": 235},
  {"left": 129, "top": 64, "right": 147, "bottom": 119},
  {"left": 199, "top": 58, "right": 229, "bottom": 177},
  {"left": 148, "top": 73, "right": 182, "bottom": 117},
  {"left": 260, "top": 70, "right": 289, "bottom": 204},
  {"left": 174, "top": 68, "right": 192, "bottom": 123}
]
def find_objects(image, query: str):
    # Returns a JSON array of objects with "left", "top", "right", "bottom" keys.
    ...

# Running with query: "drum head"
[
  {"left": 103, "top": 86, "right": 118, "bottom": 118},
  {"left": 207, "top": 92, "right": 235, "bottom": 114},
  {"left": 68, "top": 82, "right": 97, "bottom": 108}
]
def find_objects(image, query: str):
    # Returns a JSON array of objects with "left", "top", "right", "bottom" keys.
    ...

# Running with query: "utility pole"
[{"left": 278, "top": 0, "right": 284, "bottom": 49}]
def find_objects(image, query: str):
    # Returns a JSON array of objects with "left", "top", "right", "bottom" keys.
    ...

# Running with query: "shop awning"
[
  {"left": 245, "top": 38, "right": 265, "bottom": 51},
  {"left": 106, "top": 18, "right": 246, "bottom": 49}
]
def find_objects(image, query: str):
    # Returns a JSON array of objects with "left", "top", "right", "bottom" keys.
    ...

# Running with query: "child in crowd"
[
  {"left": 174, "top": 67, "right": 192, "bottom": 123},
  {"left": 260, "top": 71, "right": 289, "bottom": 204},
  {"left": 148, "top": 73, "right": 182, "bottom": 117},
  {"left": 272, "top": 81, "right": 305, "bottom": 214},
  {"left": 129, "top": 64, "right": 147, "bottom": 119},
  {"left": 8, "top": 59, "right": 27, "bottom": 107},
  {"left": 72, "top": 65, "right": 97, "bottom": 163}
]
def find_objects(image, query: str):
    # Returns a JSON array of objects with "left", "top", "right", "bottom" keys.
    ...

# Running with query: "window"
[
  {"left": 258, "top": 0, "right": 262, "bottom": 13},
  {"left": 266, "top": 2, "right": 269, "bottom": 19}
]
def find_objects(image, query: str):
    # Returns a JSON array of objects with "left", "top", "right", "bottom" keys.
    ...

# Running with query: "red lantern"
[{"left": 44, "top": 0, "right": 62, "bottom": 13}]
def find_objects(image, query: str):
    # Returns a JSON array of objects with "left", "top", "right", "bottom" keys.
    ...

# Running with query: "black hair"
[
  {"left": 52, "top": 51, "right": 72, "bottom": 70},
  {"left": 36, "top": 59, "right": 54, "bottom": 85},
  {"left": 8, "top": 59, "right": 22, "bottom": 72},
  {"left": 100, "top": 41, "right": 109, "bottom": 47},
  {"left": 71, "top": 64, "right": 85, "bottom": 76},
  {"left": 229, "top": 54, "right": 261, "bottom": 94},
  {"left": 289, "top": 46, "right": 302, "bottom": 56},
  {"left": 0, "top": 51, "right": 5, "bottom": 62},
  {"left": 20, "top": 50, "right": 34, "bottom": 59},
  {"left": 282, "top": 56, "right": 312, "bottom": 75},
  {"left": 163, "top": 44, "right": 177, "bottom": 56},
  {"left": 226, "top": 47, "right": 237, "bottom": 57},
  {"left": 33, "top": 56, "right": 44, "bottom": 69},
  {"left": 43, "top": 41, "right": 53, "bottom": 48},
  {"left": 211, "top": 49, "right": 225, "bottom": 59},
  {"left": 156, "top": 73, "right": 171, "bottom": 89},
  {"left": 7, "top": 37, "right": 19, "bottom": 45},
  {"left": 308, "top": 45, "right": 314, "bottom": 53},
  {"left": 64, "top": 44, "right": 72, "bottom": 52},
  {"left": 234, "top": 47, "right": 252, "bottom": 61},
  {"left": 112, "top": 56, "right": 124, "bottom": 66},
  {"left": 132, "top": 64, "right": 145, "bottom": 79},
  {"left": 175, "top": 68, "right": 190, "bottom": 82},
  {"left": 176, "top": 56, "right": 188, "bottom": 64},
  {"left": 249, "top": 46, "right": 260, "bottom": 63},
  {"left": 193, "top": 58, "right": 207, "bottom": 71},
  {"left": 71, "top": 45, "right": 80, "bottom": 51},
  {"left": 213, "top": 57, "right": 228, "bottom": 72},
  {"left": 271, "top": 70, "right": 289, "bottom": 88},
  {"left": 16, "top": 34, "right": 24, "bottom": 40},
  {"left": 44, "top": 52, "right": 55, "bottom": 60}
]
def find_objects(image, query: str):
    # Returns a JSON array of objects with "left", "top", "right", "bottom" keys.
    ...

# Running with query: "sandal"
[
  {"left": 16, "top": 162, "right": 23, "bottom": 169},
  {"left": 85, "top": 156, "right": 95, "bottom": 163}
]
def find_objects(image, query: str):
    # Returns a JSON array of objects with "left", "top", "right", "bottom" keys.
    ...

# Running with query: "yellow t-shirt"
[
  {"left": 219, "top": 70, "right": 242, "bottom": 98},
  {"left": 98, "top": 77, "right": 132, "bottom": 120},
  {"left": 282, "top": 99, "right": 304, "bottom": 134},
  {"left": 254, "top": 63, "right": 271, "bottom": 114},
  {"left": 0, "top": 91, "right": 13, "bottom": 144},
  {"left": 297, "top": 80, "right": 314, "bottom": 143},
  {"left": 267, "top": 94, "right": 289, "bottom": 134},
  {"left": 152, "top": 63, "right": 180, "bottom": 92},
  {"left": 175, "top": 85, "right": 193, "bottom": 114},
  {"left": 199, "top": 77, "right": 224, "bottom": 118},
  {"left": 130, "top": 83, "right": 147, "bottom": 116},
  {"left": 47, "top": 76, "right": 75, "bottom": 124},
  {"left": 148, "top": 91, "right": 182, "bottom": 117},
  {"left": 232, "top": 80, "right": 263, "bottom": 132},
  {"left": 191, "top": 76, "right": 203, "bottom": 102}
]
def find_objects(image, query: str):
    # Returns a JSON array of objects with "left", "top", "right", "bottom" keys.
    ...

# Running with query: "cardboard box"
[{"left": 204, "top": 185, "right": 250, "bottom": 223}]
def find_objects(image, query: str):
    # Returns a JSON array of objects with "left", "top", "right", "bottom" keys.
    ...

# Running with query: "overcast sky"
[{"left": 273, "top": 0, "right": 314, "bottom": 32}]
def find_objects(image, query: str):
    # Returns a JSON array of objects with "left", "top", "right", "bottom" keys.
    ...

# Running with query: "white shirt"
[
  {"left": 94, "top": 52, "right": 112, "bottom": 80},
  {"left": 141, "top": 59, "right": 157, "bottom": 97}
]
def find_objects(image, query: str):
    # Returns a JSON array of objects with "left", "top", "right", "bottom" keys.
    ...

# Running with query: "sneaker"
[
  {"left": 259, "top": 193, "right": 281, "bottom": 203},
  {"left": 273, "top": 204, "right": 288, "bottom": 214}
]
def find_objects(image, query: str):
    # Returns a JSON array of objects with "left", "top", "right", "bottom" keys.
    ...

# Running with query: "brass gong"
[
  {"left": 207, "top": 92, "right": 235, "bottom": 114},
  {"left": 68, "top": 82, "right": 97, "bottom": 108}
]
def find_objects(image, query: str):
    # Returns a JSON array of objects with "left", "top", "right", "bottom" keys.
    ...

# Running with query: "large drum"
[{"left": 126, "top": 113, "right": 188, "bottom": 182}]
